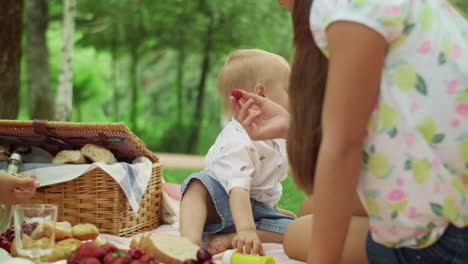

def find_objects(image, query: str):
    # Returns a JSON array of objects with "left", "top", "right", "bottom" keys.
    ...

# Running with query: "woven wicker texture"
[
  {"left": 30, "top": 163, "right": 163, "bottom": 237},
  {"left": 0, "top": 120, "right": 158, "bottom": 163},
  {"left": 0, "top": 120, "right": 163, "bottom": 236}
]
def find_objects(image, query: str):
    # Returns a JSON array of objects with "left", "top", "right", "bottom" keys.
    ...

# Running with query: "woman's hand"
[
  {"left": 230, "top": 89, "right": 290, "bottom": 140},
  {"left": 0, "top": 173, "right": 39, "bottom": 205},
  {"left": 232, "top": 229, "right": 265, "bottom": 256}
]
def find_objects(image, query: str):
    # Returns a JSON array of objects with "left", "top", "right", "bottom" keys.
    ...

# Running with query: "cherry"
[{"left": 231, "top": 89, "right": 243, "bottom": 101}]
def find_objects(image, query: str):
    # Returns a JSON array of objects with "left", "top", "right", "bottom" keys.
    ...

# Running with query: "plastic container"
[{"left": 222, "top": 250, "right": 276, "bottom": 264}]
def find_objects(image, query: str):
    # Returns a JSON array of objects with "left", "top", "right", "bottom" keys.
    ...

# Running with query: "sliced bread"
[
  {"left": 52, "top": 150, "right": 86, "bottom": 164},
  {"left": 80, "top": 143, "right": 117, "bottom": 164},
  {"left": 132, "top": 232, "right": 199, "bottom": 264}
]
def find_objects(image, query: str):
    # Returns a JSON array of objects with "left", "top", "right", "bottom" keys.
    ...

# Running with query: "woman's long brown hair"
[{"left": 287, "top": 0, "right": 329, "bottom": 195}]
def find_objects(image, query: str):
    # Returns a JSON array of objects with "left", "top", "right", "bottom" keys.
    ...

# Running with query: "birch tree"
[{"left": 55, "top": 0, "right": 75, "bottom": 121}]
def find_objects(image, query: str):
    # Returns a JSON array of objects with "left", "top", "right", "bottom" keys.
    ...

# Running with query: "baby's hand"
[
  {"left": 0, "top": 173, "right": 40, "bottom": 205},
  {"left": 232, "top": 230, "right": 264, "bottom": 256},
  {"left": 275, "top": 206, "right": 297, "bottom": 218}
]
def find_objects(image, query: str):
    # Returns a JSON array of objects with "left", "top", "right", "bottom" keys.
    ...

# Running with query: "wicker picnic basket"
[{"left": 0, "top": 120, "right": 162, "bottom": 237}]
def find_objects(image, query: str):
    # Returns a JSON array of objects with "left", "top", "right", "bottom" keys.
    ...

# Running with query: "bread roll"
[
  {"left": 72, "top": 223, "right": 99, "bottom": 241},
  {"left": 133, "top": 232, "right": 199, "bottom": 264},
  {"left": 55, "top": 221, "right": 72, "bottom": 241},
  {"left": 12, "top": 237, "right": 82, "bottom": 262},
  {"left": 52, "top": 150, "right": 86, "bottom": 164},
  {"left": 80, "top": 144, "right": 117, "bottom": 164}
]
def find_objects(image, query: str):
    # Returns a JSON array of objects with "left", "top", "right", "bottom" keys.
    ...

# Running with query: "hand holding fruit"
[{"left": 230, "top": 89, "right": 290, "bottom": 141}]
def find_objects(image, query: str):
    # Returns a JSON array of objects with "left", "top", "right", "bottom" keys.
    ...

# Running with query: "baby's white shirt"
[{"left": 203, "top": 120, "right": 289, "bottom": 207}]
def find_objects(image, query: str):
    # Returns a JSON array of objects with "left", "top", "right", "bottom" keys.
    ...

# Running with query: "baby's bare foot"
[{"left": 206, "top": 233, "right": 236, "bottom": 255}]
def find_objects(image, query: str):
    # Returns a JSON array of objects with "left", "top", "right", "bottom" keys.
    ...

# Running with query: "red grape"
[
  {"left": 129, "top": 248, "right": 144, "bottom": 259},
  {"left": 67, "top": 253, "right": 81, "bottom": 264},
  {"left": 202, "top": 260, "right": 215, "bottom": 264},
  {"left": 183, "top": 259, "right": 198, "bottom": 264},
  {"left": 196, "top": 248, "right": 212, "bottom": 261},
  {"left": 101, "top": 243, "right": 119, "bottom": 253}
]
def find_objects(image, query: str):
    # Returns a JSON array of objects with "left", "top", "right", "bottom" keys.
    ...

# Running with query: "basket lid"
[{"left": 0, "top": 120, "right": 158, "bottom": 163}]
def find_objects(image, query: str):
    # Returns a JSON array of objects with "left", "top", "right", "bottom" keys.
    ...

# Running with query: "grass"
[{"left": 163, "top": 167, "right": 306, "bottom": 215}]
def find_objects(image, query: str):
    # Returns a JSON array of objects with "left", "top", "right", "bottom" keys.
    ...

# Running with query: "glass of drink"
[{"left": 13, "top": 204, "right": 57, "bottom": 263}]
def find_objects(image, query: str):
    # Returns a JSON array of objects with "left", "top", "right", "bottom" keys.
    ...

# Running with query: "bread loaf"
[
  {"left": 80, "top": 144, "right": 117, "bottom": 164},
  {"left": 55, "top": 221, "right": 73, "bottom": 241},
  {"left": 132, "top": 232, "right": 199, "bottom": 264},
  {"left": 72, "top": 223, "right": 99, "bottom": 241},
  {"left": 52, "top": 150, "right": 86, "bottom": 164}
]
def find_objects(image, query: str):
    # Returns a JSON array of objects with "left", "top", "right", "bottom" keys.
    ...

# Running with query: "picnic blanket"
[{"left": 100, "top": 224, "right": 306, "bottom": 264}]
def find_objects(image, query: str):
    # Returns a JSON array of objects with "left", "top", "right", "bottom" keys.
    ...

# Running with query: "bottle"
[
  {"left": 222, "top": 250, "right": 276, "bottom": 264},
  {"left": 0, "top": 153, "right": 23, "bottom": 232},
  {"left": 7, "top": 153, "right": 22, "bottom": 174}
]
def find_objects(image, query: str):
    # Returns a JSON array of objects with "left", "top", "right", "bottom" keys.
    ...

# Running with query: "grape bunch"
[
  {"left": 0, "top": 226, "right": 15, "bottom": 252},
  {"left": 183, "top": 248, "right": 214, "bottom": 264},
  {"left": 21, "top": 222, "right": 40, "bottom": 236},
  {"left": 67, "top": 241, "right": 160, "bottom": 264}
]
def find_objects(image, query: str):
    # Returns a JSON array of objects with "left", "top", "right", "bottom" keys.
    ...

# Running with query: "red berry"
[
  {"left": 101, "top": 243, "right": 119, "bottom": 253},
  {"left": 67, "top": 253, "right": 81, "bottom": 264},
  {"left": 129, "top": 248, "right": 144, "bottom": 259},
  {"left": 183, "top": 259, "right": 198, "bottom": 264},
  {"left": 103, "top": 254, "right": 116, "bottom": 264},
  {"left": 196, "top": 248, "right": 212, "bottom": 261},
  {"left": 75, "top": 242, "right": 106, "bottom": 259},
  {"left": 139, "top": 255, "right": 155, "bottom": 262},
  {"left": 113, "top": 257, "right": 131, "bottom": 264},
  {"left": 82, "top": 257, "right": 101, "bottom": 264},
  {"left": 231, "top": 89, "right": 243, "bottom": 101},
  {"left": 130, "top": 261, "right": 142, "bottom": 264}
]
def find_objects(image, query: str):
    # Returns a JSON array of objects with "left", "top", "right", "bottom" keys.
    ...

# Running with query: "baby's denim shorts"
[
  {"left": 366, "top": 224, "right": 468, "bottom": 264},
  {"left": 181, "top": 172, "right": 294, "bottom": 236}
]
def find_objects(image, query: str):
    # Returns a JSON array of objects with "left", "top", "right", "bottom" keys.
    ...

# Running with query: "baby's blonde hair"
[{"left": 216, "top": 49, "right": 290, "bottom": 118}]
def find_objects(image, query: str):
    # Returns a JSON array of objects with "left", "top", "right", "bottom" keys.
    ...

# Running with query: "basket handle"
[{"left": 33, "top": 120, "right": 49, "bottom": 136}]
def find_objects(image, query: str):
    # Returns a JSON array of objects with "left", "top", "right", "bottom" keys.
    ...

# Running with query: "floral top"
[
  {"left": 311, "top": 0, "right": 468, "bottom": 248},
  {"left": 203, "top": 120, "right": 288, "bottom": 207}
]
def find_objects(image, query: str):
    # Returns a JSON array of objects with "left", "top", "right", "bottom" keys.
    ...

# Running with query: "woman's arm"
[{"left": 309, "top": 21, "right": 386, "bottom": 264}]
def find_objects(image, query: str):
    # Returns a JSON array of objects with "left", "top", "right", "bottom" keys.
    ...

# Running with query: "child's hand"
[
  {"left": 275, "top": 206, "right": 297, "bottom": 218},
  {"left": 0, "top": 173, "right": 40, "bottom": 205},
  {"left": 232, "top": 230, "right": 265, "bottom": 256}
]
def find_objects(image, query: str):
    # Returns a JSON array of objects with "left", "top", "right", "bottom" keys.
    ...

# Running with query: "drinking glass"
[{"left": 13, "top": 204, "right": 57, "bottom": 263}]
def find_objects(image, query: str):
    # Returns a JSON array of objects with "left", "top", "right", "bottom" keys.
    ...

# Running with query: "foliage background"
[{"left": 16, "top": 0, "right": 293, "bottom": 155}]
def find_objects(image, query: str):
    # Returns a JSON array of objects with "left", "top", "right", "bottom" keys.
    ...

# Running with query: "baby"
[{"left": 179, "top": 49, "right": 294, "bottom": 255}]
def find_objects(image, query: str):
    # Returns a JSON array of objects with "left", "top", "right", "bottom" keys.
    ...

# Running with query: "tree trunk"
[
  {"left": 112, "top": 24, "right": 119, "bottom": 122},
  {"left": 129, "top": 49, "right": 140, "bottom": 132},
  {"left": 188, "top": 20, "right": 214, "bottom": 154},
  {"left": 26, "top": 0, "right": 53, "bottom": 120},
  {"left": 0, "top": 0, "right": 23, "bottom": 119},
  {"left": 175, "top": 46, "right": 186, "bottom": 125},
  {"left": 55, "top": 0, "right": 75, "bottom": 121}
]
